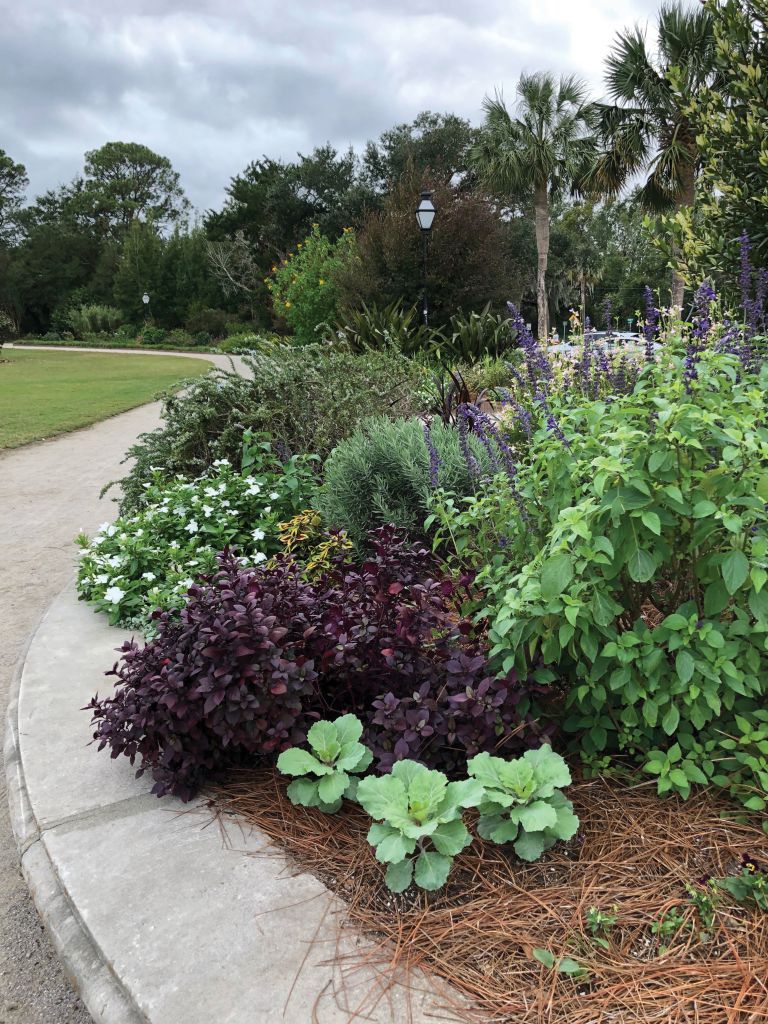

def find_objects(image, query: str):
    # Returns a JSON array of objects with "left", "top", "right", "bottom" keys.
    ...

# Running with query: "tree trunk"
[
  {"left": 533, "top": 185, "right": 550, "bottom": 340},
  {"left": 671, "top": 161, "right": 697, "bottom": 310}
]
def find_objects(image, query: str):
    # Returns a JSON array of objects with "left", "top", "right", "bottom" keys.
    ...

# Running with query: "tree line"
[{"left": 0, "top": 0, "right": 764, "bottom": 340}]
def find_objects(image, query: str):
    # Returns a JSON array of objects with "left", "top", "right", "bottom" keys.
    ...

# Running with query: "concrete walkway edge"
[
  {"left": 4, "top": 604, "right": 145, "bottom": 1024},
  {"left": 5, "top": 586, "right": 458, "bottom": 1024}
]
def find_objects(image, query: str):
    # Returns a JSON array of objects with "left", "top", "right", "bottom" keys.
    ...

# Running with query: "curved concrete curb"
[
  {"left": 5, "top": 587, "right": 461, "bottom": 1024},
  {"left": 4, "top": 602, "right": 144, "bottom": 1024}
]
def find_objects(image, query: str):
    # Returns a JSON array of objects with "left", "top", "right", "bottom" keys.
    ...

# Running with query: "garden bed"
[{"left": 216, "top": 770, "right": 768, "bottom": 1024}]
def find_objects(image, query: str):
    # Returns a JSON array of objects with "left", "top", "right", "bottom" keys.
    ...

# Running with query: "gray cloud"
[{"left": 1, "top": 0, "right": 665, "bottom": 213}]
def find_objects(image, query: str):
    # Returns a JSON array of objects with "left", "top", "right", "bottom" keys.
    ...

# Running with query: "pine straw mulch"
[{"left": 212, "top": 769, "right": 768, "bottom": 1024}]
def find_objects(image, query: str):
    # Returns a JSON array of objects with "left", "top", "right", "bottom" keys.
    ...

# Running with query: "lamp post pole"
[
  {"left": 415, "top": 190, "right": 435, "bottom": 327},
  {"left": 142, "top": 292, "right": 150, "bottom": 324}
]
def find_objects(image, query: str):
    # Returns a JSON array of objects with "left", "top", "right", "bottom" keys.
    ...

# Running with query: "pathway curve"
[{"left": 0, "top": 350, "right": 238, "bottom": 1024}]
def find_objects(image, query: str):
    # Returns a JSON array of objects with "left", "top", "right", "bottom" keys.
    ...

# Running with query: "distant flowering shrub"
[
  {"left": 77, "top": 446, "right": 316, "bottom": 627},
  {"left": 267, "top": 224, "right": 357, "bottom": 344}
]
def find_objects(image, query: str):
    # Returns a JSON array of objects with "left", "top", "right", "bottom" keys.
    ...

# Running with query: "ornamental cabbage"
[{"left": 277, "top": 714, "right": 373, "bottom": 813}]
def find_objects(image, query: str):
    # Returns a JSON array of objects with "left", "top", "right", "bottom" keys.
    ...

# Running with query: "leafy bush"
[
  {"left": 185, "top": 307, "right": 231, "bottom": 338},
  {"left": 318, "top": 417, "right": 490, "bottom": 547},
  {"left": 78, "top": 444, "right": 316, "bottom": 626},
  {"left": 267, "top": 225, "right": 357, "bottom": 344},
  {"left": 0, "top": 310, "right": 17, "bottom": 340},
  {"left": 89, "top": 527, "right": 538, "bottom": 797},
  {"left": 137, "top": 325, "right": 167, "bottom": 346},
  {"left": 468, "top": 747, "right": 579, "bottom": 861},
  {"left": 115, "top": 348, "right": 424, "bottom": 512},
  {"left": 433, "top": 317, "right": 768, "bottom": 820},
  {"left": 356, "top": 761, "right": 482, "bottom": 892},
  {"left": 277, "top": 714, "right": 372, "bottom": 812},
  {"left": 64, "top": 304, "right": 122, "bottom": 337},
  {"left": 87, "top": 555, "right": 320, "bottom": 800}
]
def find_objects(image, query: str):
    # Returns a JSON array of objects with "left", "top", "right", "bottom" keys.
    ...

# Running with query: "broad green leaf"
[
  {"left": 675, "top": 651, "right": 695, "bottom": 685},
  {"left": 408, "top": 769, "right": 448, "bottom": 821},
  {"left": 317, "top": 771, "right": 349, "bottom": 804},
  {"left": 489, "top": 819, "right": 520, "bottom": 844},
  {"left": 550, "top": 801, "right": 580, "bottom": 841},
  {"left": 722, "top": 549, "right": 749, "bottom": 595},
  {"left": 333, "top": 714, "right": 364, "bottom": 746},
  {"left": 336, "top": 741, "right": 370, "bottom": 772},
  {"left": 286, "top": 778, "right": 321, "bottom": 807},
  {"left": 277, "top": 748, "right": 330, "bottom": 777},
  {"left": 628, "top": 549, "right": 656, "bottom": 583},
  {"left": 431, "top": 819, "right": 472, "bottom": 856},
  {"left": 390, "top": 760, "right": 427, "bottom": 789},
  {"left": 443, "top": 778, "right": 485, "bottom": 811},
  {"left": 704, "top": 580, "right": 730, "bottom": 616},
  {"left": 558, "top": 958, "right": 587, "bottom": 978},
  {"left": 372, "top": 831, "right": 417, "bottom": 864},
  {"left": 307, "top": 720, "right": 341, "bottom": 763},
  {"left": 692, "top": 500, "right": 717, "bottom": 518},
  {"left": 533, "top": 948, "right": 555, "bottom": 969},
  {"left": 662, "top": 705, "right": 680, "bottom": 736},
  {"left": 384, "top": 858, "right": 414, "bottom": 893},
  {"left": 662, "top": 613, "right": 688, "bottom": 631},
  {"left": 356, "top": 775, "right": 409, "bottom": 821},
  {"left": 496, "top": 759, "right": 536, "bottom": 798},
  {"left": 413, "top": 851, "right": 452, "bottom": 891},
  {"left": 523, "top": 745, "right": 572, "bottom": 796},
  {"left": 512, "top": 800, "right": 558, "bottom": 832},
  {"left": 514, "top": 830, "right": 548, "bottom": 862},
  {"left": 540, "top": 553, "right": 574, "bottom": 601},
  {"left": 640, "top": 511, "right": 661, "bottom": 535},
  {"left": 751, "top": 566, "right": 768, "bottom": 593}
]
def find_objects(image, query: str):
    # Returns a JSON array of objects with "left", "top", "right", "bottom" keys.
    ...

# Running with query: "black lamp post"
[
  {"left": 142, "top": 291, "right": 150, "bottom": 323},
  {"left": 415, "top": 190, "right": 435, "bottom": 326}
]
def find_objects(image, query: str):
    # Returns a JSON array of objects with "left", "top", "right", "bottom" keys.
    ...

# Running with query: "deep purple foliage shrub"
[
  {"left": 87, "top": 555, "right": 320, "bottom": 800},
  {"left": 88, "top": 528, "right": 536, "bottom": 798},
  {"left": 309, "top": 526, "right": 534, "bottom": 771}
]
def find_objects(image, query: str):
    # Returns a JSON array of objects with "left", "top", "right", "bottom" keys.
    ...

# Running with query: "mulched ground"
[{"left": 213, "top": 769, "right": 768, "bottom": 1023}]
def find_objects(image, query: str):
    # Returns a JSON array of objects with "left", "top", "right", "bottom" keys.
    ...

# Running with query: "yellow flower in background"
[
  {"left": 297, "top": 243, "right": 302, "bottom": 249},
  {"left": 284, "top": 300, "right": 291, "bottom": 308},
  {"left": 319, "top": 278, "right": 325, "bottom": 286},
  {"left": 271, "top": 266, "right": 277, "bottom": 273}
]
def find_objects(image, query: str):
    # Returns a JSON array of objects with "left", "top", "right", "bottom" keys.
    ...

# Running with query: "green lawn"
[{"left": 0, "top": 348, "right": 212, "bottom": 449}]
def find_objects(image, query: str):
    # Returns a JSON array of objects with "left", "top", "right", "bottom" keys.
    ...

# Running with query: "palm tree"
[
  {"left": 472, "top": 73, "right": 597, "bottom": 339},
  {"left": 586, "top": 1, "right": 717, "bottom": 308}
]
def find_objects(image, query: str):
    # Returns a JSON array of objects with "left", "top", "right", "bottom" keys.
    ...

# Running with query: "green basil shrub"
[
  {"left": 356, "top": 761, "right": 483, "bottom": 892},
  {"left": 277, "top": 714, "right": 372, "bottom": 813},
  {"left": 467, "top": 746, "right": 579, "bottom": 861},
  {"left": 471, "top": 350, "right": 768, "bottom": 822}
]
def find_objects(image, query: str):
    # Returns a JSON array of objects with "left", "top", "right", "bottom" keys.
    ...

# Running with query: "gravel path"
[{"left": 0, "top": 350, "right": 239, "bottom": 1023}]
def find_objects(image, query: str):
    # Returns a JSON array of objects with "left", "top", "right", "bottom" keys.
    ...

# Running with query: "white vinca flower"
[
  {"left": 103, "top": 586, "right": 126, "bottom": 605},
  {"left": 204, "top": 487, "right": 218, "bottom": 498},
  {"left": 245, "top": 483, "right": 261, "bottom": 496},
  {"left": 269, "top": 492, "right": 279, "bottom": 500},
  {"left": 252, "top": 552, "right": 267, "bottom": 564},
  {"left": 202, "top": 504, "right": 214, "bottom": 518},
  {"left": 185, "top": 520, "right": 199, "bottom": 534},
  {"left": 142, "top": 572, "right": 157, "bottom": 581},
  {"left": 94, "top": 573, "right": 109, "bottom": 584},
  {"left": 212, "top": 459, "right": 230, "bottom": 467},
  {"left": 252, "top": 528, "right": 265, "bottom": 541}
]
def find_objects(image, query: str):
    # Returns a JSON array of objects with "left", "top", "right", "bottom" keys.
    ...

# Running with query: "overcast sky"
[{"left": 1, "top": 0, "right": 663, "bottom": 215}]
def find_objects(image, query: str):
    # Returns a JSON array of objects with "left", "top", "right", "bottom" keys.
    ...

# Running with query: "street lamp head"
[
  {"left": 142, "top": 292, "right": 150, "bottom": 305},
  {"left": 415, "top": 190, "right": 435, "bottom": 232}
]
